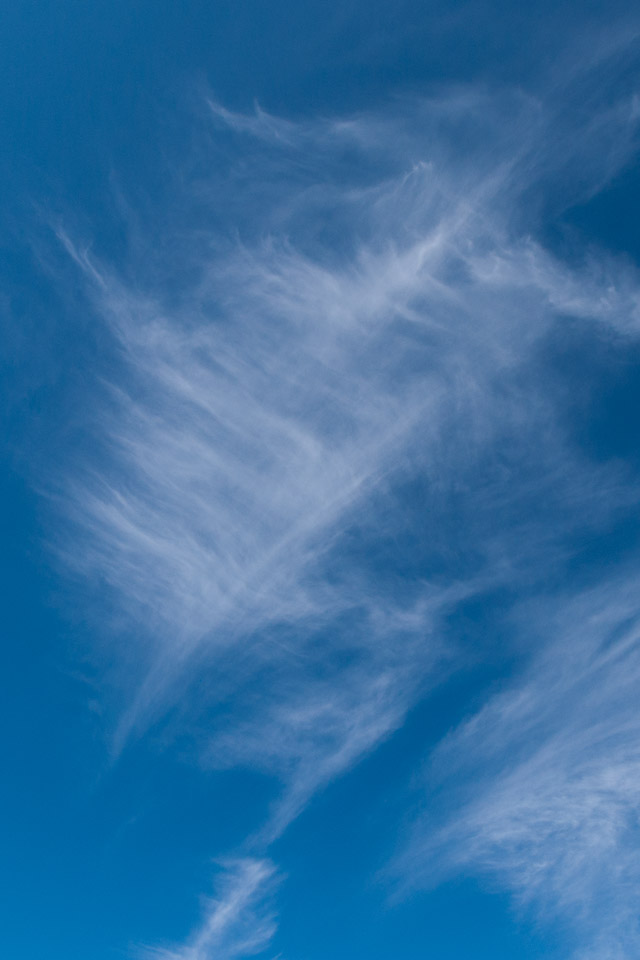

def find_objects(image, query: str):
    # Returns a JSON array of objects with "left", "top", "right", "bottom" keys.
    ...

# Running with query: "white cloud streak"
[
  {"left": 400, "top": 578, "right": 640, "bottom": 957},
  {"left": 143, "top": 858, "right": 279, "bottom": 960},
  {"left": 48, "top": 40, "right": 640, "bottom": 959}
]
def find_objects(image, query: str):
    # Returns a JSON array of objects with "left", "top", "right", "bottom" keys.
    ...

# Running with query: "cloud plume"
[{"left": 47, "top": 44, "right": 640, "bottom": 958}]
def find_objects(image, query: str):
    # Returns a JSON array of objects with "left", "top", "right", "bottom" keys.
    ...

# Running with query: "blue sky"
[{"left": 3, "top": 3, "right": 640, "bottom": 959}]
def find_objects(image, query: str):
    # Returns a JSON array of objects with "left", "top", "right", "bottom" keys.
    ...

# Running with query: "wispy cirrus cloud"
[
  {"left": 399, "top": 577, "right": 640, "bottom": 957},
  {"left": 143, "top": 858, "right": 279, "bottom": 960},
  {"left": 45, "top": 33, "right": 640, "bottom": 959}
]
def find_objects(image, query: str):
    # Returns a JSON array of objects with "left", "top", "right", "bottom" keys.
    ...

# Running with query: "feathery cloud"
[{"left": 47, "top": 46, "right": 640, "bottom": 958}]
